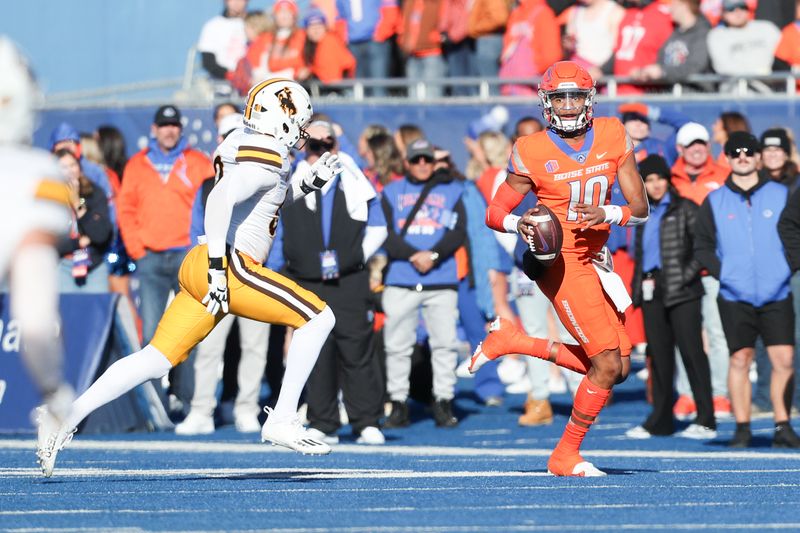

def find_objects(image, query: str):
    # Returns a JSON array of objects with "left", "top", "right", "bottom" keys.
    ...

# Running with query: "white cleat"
[
  {"left": 174, "top": 412, "right": 215, "bottom": 436},
  {"left": 547, "top": 461, "right": 607, "bottom": 477},
  {"left": 261, "top": 407, "right": 331, "bottom": 455},
  {"left": 35, "top": 406, "right": 75, "bottom": 478},
  {"left": 468, "top": 346, "right": 491, "bottom": 374}
]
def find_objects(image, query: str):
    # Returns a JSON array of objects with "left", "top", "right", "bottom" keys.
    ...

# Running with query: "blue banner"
[
  {"left": 0, "top": 293, "right": 117, "bottom": 433},
  {"left": 34, "top": 100, "right": 799, "bottom": 175}
]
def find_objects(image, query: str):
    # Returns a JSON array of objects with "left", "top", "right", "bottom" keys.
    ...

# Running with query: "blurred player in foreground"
[
  {"left": 474, "top": 61, "right": 649, "bottom": 476},
  {"left": 37, "top": 78, "right": 342, "bottom": 477},
  {"left": 0, "top": 37, "right": 75, "bottom": 472}
]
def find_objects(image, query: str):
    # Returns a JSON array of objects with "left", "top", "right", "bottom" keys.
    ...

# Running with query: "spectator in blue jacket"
[
  {"left": 380, "top": 139, "right": 467, "bottom": 428},
  {"left": 694, "top": 131, "right": 800, "bottom": 449}
]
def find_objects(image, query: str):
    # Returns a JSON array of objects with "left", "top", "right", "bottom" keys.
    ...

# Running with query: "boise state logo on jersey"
[{"left": 545, "top": 160, "right": 559, "bottom": 173}]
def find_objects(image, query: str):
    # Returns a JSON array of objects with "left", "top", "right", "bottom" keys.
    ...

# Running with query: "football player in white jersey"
[
  {"left": 39, "top": 78, "right": 343, "bottom": 476},
  {"left": 0, "top": 37, "right": 76, "bottom": 475}
]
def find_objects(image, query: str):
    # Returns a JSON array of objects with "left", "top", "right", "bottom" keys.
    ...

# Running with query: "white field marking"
[
  {"left": 5, "top": 482, "right": 800, "bottom": 499},
  {"left": 3, "top": 500, "right": 800, "bottom": 516},
  {"left": 3, "top": 439, "right": 800, "bottom": 460},
  {"left": 0, "top": 467, "right": 552, "bottom": 479},
  {"left": 463, "top": 429, "right": 512, "bottom": 436},
  {"left": 3, "top": 526, "right": 800, "bottom": 533}
]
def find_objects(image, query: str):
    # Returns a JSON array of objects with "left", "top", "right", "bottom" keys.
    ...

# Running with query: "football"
[{"left": 522, "top": 204, "right": 563, "bottom": 267}]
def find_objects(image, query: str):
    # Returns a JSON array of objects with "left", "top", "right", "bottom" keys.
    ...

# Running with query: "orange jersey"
[{"left": 507, "top": 117, "right": 633, "bottom": 256}]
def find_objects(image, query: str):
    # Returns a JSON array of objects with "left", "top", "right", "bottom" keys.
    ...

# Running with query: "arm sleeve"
[
  {"left": 380, "top": 194, "right": 419, "bottom": 260},
  {"left": 431, "top": 198, "right": 467, "bottom": 259},
  {"left": 205, "top": 162, "right": 280, "bottom": 259},
  {"left": 201, "top": 52, "right": 229, "bottom": 80},
  {"left": 362, "top": 197, "right": 388, "bottom": 260},
  {"left": 778, "top": 186, "right": 800, "bottom": 272},
  {"left": 693, "top": 196, "right": 721, "bottom": 278}
]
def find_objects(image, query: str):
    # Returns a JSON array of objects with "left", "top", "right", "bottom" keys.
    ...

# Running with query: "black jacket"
[
  {"left": 778, "top": 184, "right": 800, "bottom": 273},
  {"left": 632, "top": 193, "right": 704, "bottom": 308},
  {"left": 280, "top": 181, "right": 368, "bottom": 281},
  {"left": 56, "top": 186, "right": 113, "bottom": 271}
]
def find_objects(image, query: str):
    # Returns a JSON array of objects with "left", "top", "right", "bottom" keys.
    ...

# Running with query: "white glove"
[
  {"left": 300, "top": 152, "right": 343, "bottom": 194},
  {"left": 202, "top": 267, "right": 229, "bottom": 315}
]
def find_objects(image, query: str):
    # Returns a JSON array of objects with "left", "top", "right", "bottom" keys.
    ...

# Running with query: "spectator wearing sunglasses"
[
  {"left": 695, "top": 131, "right": 800, "bottom": 448},
  {"left": 380, "top": 139, "right": 467, "bottom": 428},
  {"left": 274, "top": 119, "right": 388, "bottom": 445}
]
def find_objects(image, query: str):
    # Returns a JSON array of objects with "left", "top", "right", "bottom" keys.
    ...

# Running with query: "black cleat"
[
  {"left": 432, "top": 399, "right": 459, "bottom": 428},
  {"left": 728, "top": 427, "right": 752, "bottom": 448},
  {"left": 383, "top": 400, "right": 410, "bottom": 428},
  {"left": 773, "top": 423, "right": 800, "bottom": 448}
]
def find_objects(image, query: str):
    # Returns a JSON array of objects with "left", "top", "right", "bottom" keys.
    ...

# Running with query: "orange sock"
[
  {"left": 524, "top": 338, "right": 592, "bottom": 374},
  {"left": 552, "top": 376, "right": 610, "bottom": 460}
]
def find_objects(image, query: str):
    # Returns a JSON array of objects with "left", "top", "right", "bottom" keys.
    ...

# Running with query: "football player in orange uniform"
[{"left": 475, "top": 61, "right": 649, "bottom": 477}]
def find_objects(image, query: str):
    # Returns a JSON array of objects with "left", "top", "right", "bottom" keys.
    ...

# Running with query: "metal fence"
[{"left": 42, "top": 47, "right": 798, "bottom": 109}]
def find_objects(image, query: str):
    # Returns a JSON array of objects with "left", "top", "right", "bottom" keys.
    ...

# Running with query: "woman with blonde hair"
[{"left": 364, "top": 132, "right": 404, "bottom": 191}]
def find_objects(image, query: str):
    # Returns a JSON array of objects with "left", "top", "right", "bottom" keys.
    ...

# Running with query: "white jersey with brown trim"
[
  {"left": 0, "top": 145, "right": 70, "bottom": 276},
  {"left": 212, "top": 128, "right": 291, "bottom": 264}
]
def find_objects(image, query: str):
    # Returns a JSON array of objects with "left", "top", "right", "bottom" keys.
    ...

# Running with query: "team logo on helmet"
[{"left": 275, "top": 87, "right": 297, "bottom": 117}]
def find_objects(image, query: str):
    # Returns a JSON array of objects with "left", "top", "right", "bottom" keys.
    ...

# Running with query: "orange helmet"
[{"left": 538, "top": 61, "right": 596, "bottom": 135}]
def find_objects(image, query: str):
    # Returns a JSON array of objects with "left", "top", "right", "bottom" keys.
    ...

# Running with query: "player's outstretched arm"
[
  {"left": 287, "top": 152, "right": 343, "bottom": 203},
  {"left": 486, "top": 172, "right": 533, "bottom": 233}
]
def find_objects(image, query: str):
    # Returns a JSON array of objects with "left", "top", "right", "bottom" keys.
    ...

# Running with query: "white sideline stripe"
[
  {"left": 2, "top": 524, "right": 800, "bottom": 533},
  {"left": 4, "top": 482, "right": 800, "bottom": 498},
  {"left": 5, "top": 501, "right": 800, "bottom": 515},
  {"left": 0, "top": 467, "right": 551, "bottom": 479},
  {"left": 3, "top": 439, "right": 800, "bottom": 460}
]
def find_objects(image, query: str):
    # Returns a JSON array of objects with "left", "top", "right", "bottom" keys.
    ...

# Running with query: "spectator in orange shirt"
[
  {"left": 399, "top": 0, "right": 446, "bottom": 98},
  {"left": 246, "top": 0, "right": 308, "bottom": 82},
  {"left": 498, "top": 0, "right": 562, "bottom": 96},
  {"left": 671, "top": 122, "right": 729, "bottom": 205},
  {"left": 303, "top": 9, "right": 356, "bottom": 87},
  {"left": 773, "top": 1, "right": 800, "bottom": 92}
]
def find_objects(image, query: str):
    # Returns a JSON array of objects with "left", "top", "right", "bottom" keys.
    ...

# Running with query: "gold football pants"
[{"left": 150, "top": 244, "right": 326, "bottom": 365}]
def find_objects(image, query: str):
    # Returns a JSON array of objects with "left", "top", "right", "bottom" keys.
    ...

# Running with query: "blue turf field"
[{"left": 2, "top": 374, "right": 800, "bottom": 532}]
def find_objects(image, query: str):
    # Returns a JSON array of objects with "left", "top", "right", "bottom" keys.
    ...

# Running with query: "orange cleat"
[
  {"left": 469, "top": 317, "right": 526, "bottom": 374},
  {"left": 713, "top": 396, "right": 732, "bottom": 419},
  {"left": 673, "top": 394, "right": 697, "bottom": 421},
  {"left": 547, "top": 452, "right": 606, "bottom": 477}
]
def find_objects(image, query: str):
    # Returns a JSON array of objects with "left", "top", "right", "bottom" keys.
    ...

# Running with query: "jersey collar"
[{"left": 546, "top": 127, "right": 595, "bottom": 165}]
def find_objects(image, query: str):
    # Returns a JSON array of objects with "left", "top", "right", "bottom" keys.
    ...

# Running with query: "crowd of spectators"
[
  {"left": 51, "top": 86, "right": 800, "bottom": 447},
  {"left": 198, "top": 0, "right": 800, "bottom": 97}
]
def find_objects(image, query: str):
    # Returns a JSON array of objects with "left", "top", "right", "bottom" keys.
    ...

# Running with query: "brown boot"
[{"left": 518, "top": 396, "right": 553, "bottom": 426}]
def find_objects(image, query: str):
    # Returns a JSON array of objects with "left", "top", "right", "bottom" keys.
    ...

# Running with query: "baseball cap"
[
  {"left": 48, "top": 122, "right": 81, "bottom": 150},
  {"left": 303, "top": 7, "right": 326, "bottom": 28},
  {"left": 154, "top": 105, "right": 182, "bottom": 127},
  {"left": 273, "top": 0, "right": 298, "bottom": 15},
  {"left": 760, "top": 128, "right": 791, "bottom": 154},
  {"left": 724, "top": 131, "right": 760, "bottom": 157},
  {"left": 218, "top": 113, "right": 243, "bottom": 139},
  {"left": 638, "top": 154, "right": 671, "bottom": 180},
  {"left": 722, "top": 0, "right": 749, "bottom": 11},
  {"left": 676, "top": 122, "right": 709, "bottom": 147},
  {"left": 406, "top": 139, "right": 435, "bottom": 161}
]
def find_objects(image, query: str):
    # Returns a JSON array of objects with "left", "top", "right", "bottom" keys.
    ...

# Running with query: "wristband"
[
  {"left": 599, "top": 205, "right": 648, "bottom": 226},
  {"left": 503, "top": 214, "right": 521, "bottom": 234},
  {"left": 209, "top": 256, "right": 228, "bottom": 270}
]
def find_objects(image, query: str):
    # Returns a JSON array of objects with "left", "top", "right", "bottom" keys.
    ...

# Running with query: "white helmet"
[
  {"left": 0, "top": 37, "right": 40, "bottom": 144},
  {"left": 243, "top": 78, "right": 313, "bottom": 148}
]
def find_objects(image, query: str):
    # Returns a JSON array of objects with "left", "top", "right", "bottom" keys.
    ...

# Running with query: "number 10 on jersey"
[{"left": 566, "top": 175, "right": 609, "bottom": 222}]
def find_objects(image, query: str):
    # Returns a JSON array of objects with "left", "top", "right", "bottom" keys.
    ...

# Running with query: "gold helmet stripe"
[{"left": 244, "top": 77, "right": 293, "bottom": 120}]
